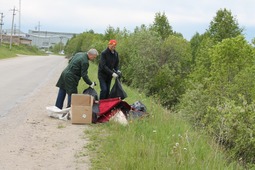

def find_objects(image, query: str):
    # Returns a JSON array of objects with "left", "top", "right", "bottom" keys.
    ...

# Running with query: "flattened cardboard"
[{"left": 71, "top": 94, "right": 93, "bottom": 124}]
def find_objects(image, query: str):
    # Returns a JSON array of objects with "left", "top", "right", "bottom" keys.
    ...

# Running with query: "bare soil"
[{"left": 0, "top": 58, "right": 91, "bottom": 170}]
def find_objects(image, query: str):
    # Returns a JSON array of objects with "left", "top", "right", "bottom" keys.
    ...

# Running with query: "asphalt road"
[{"left": 0, "top": 55, "right": 66, "bottom": 117}]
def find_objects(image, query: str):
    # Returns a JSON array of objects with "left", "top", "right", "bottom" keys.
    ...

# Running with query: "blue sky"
[{"left": 0, "top": 0, "right": 254, "bottom": 42}]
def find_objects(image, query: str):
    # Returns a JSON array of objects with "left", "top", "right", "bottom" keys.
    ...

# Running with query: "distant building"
[
  {"left": 1, "top": 29, "right": 32, "bottom": 45},
  {"left": 2, "top": 29, "right": 27, "bottom": 36},
  {"left": 27, "top": 30, "right": 77, "bottom": 49},
  {"left": 1, "top": 29, "right": 77, "bottom": 49},
  {"left": 1, "top": 35, "right": 32, "bottom": 45}
]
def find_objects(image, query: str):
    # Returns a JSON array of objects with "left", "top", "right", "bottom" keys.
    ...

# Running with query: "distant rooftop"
[{"left": 28, "top": 30, "right": 77, "bottom": 36}]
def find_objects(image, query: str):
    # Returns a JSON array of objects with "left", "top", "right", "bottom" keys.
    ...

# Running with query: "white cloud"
[{"left": 0, "top": 0, "right": 254, "bottom": 40}]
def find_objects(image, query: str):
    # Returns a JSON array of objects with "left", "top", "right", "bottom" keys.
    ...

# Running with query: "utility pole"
[
  {"left": 19, "top": 0, "right": 21, "bottom": 36},
  {"left": 38, "top": 21, "right": 41, "bottom": 32},
  {"left": 10, "top": 7, "right": 18, "bottom": 50},
  {"left": 59, "top": 36, "right": 63, "bottom": 53},
  {"left": 37, "top": 21, "right": 41, "bottom": 48},
  {"left": 0, "top": 13, "right": 4, "bottom": 47},
  {"left": 14, "top": 24, "right": 16, "bottom": 35}
]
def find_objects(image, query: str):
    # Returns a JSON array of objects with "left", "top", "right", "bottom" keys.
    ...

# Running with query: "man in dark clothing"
[
  {"left": 55, "top": 49, "right": 98, "bottom": 109},
  {"left": 98, "top": 39, "right": 121, "bottom": 99}
]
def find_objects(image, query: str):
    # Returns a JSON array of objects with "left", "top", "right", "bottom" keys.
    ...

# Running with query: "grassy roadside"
[
  {"left": 0, "top": 44, "right": 44, "bottom": 59},
  {"left": 78, "top": 62, "right": 243, "bottom": 170}
]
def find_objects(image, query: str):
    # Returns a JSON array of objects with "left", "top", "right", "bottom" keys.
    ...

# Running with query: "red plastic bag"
[
  {"left": 96, "top": 98, "right": 131, "bottom": 123},
  {"left": 98, "top": 98, "right": 121, "bottom": 116}
]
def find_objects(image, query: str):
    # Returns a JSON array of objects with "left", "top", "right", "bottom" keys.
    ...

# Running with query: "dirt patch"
[{"left": 0, "top": 58, "right": 91, "bottom": 170}]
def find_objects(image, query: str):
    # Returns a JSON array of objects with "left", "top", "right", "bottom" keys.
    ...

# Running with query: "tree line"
[{"left": 64, "top": 8, "right": 255, "bottom": 167}]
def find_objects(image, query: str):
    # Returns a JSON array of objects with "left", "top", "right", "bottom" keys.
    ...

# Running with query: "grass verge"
[
  {"left": 78, "top": 62, "right": 243, "bottom": 170},
  {"left": 0, "top": 44, "right": 44, "bottom": 59}
]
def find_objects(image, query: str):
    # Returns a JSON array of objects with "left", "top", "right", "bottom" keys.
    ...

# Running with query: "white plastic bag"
[
  {"left": 46, "top": 106, "right": 71, "bottom": 121},
  {"left": 110, "top": 110, "right": 128, "bottom": 126}
]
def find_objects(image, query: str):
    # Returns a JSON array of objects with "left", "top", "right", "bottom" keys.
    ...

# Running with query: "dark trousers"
[
  {"left": 99, "top": 77, "right": 112, "bottom": 100},
  {"left": 55, "top": 88, "right": 72, "bottom": 109}
]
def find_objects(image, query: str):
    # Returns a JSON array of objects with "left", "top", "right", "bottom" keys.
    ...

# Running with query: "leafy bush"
[
  {"left": 121, "top": 28, "right": 161, "bottom": 89},
  {"left": 179, "top": 35, "right": 255, "bottom": 165},
  {"left": 64, "top": 32, "right": 105, "bottom": 58},
  {"left": 205, "top": 97, "right": 255, "bottom": 165},
  {"left": 147, "top": 35, "right": 192, "bottom": 107}
]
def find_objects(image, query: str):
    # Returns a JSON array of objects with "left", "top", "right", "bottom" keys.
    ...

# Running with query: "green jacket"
[{"left": 56, "top": 52, "right": 92, "bottom": 94}]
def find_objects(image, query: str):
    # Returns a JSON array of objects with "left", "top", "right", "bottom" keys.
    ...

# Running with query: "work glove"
[
  {"left": 89, "top": 82, "right": 96, "bottom": 88},
  {"left": 116, "top": 70, "right": 122, "bottom": 77},
  {"left": 112, "top": 72, "right": 118, "bottom": 79}
]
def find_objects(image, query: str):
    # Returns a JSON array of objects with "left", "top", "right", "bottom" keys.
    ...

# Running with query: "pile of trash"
[
  {"left": 46, "top": 96, "right": 148, "bottom": 125},
  {"left": 46, "top": 78, "right": 148, "bottom": 125},
  {"left": 94, "top": 97, "right": 148, "bottom": 125}
]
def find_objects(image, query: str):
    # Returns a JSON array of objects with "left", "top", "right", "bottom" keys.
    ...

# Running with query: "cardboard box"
[{"left": 71, "top": 94, "right": 93, "bottom": 124}]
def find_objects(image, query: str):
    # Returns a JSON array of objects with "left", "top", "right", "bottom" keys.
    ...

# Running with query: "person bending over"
[{"left": 55, "top": 49, "right": 98, "bottom": 109}]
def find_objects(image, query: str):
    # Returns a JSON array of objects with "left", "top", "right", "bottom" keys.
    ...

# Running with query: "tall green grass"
[
  {"left": 78, "top": 62, "right": 242, "bottom": 170},
  {"left": 0, "top": 44, "right": 44, "bottom": 59}
]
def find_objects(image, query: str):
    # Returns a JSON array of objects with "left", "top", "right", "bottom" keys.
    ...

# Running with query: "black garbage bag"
[
  {"left": 83, "top": 87, "right": 99, "bottom": 101},
  {"left": 131, "top": 101, "right": 147, "bottom": 112},
  {"left": 128, "top": 101, "right": 148, "bottom": 120},
  {"left": 83, "top": 87, "right": 99, "bottom": 123},
  {"left": 109, "top": 78, "right": 127, "bottom": 100},
  {"left": 92, "top": 103, "right": 99, "bottom": 123}
]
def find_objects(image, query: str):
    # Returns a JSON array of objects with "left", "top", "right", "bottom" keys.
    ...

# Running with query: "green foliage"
[
  {"left": 179, "top": 35, "right": 255, "bottom": 165},
  {"left": 148, "top": 64, "right": 177, "bottom": 106},
  {"left": 207, "top": 8, "right": 243, "bottom": 42},
  {"left": 188, "top": 36, "right": 214, "bottom": 84},
  {"left": 64, "top": 31, "right": 104, "bottom": 57},
  {"left": 52, "top": 42, "right": 64, "bottom": 53},
  {"left": 150, "top": 12, "right": 173, "bottom": 40},
  {"left": 134, "top": 24, "right": 147, "bottom": 33},
  {"left": 121, "top": 28, "right": 161, "bottom": 89},
  {"left": 252, "top": 38, "right": 255, "bottom": 46},
  {"left": 122, "top": 29, "right": 191, "bottom": 108},
  {"left": 231, "top": 66, "right": 255, "bottom": 103},
  {"left": 148, "top": 35, "right": 192, "bottom": 107},
  {"left": 190, "top": 32, "right": 206, "bottom": 62},
  {"left": 104, "top": 25, "right": 119, "bottom": 41},
  {"left": 209, "top": 36, "right": 254, "bottom": 100},
  {"left": 66, "top": 9, "right": 255, "bottom": 167},
  {"left": 205, "top": 97, "right": 255, "bottom": 165},
  {"left": 82, "top": 63, "right": 242, "bottom": 170},
  {"left": 114, "top": 35, "right": 130, "bottom": 69},
  {"left": 190, "top": 32, "right": 201, "bottom": 59},
  {"left": 161, "top": 35, "right": 192, "bottom": 73},
  {"left": 64, "top": 34, "right": 82, "bottom": 56},
  {"left": 177, "top": 83, "right": 210, "bottom": 127},
  {"left": 172, "top": 31, "right": 184, "bottom": 38}
]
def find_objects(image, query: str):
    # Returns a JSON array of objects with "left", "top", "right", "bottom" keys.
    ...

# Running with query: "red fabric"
[
  {"left": 96, "top": 97, "right": 131, "bottom": 123},
  {"left": 98, "top": 98, "right": 121, "bottom": 116},
  {"left": 97, "top": 109, "right": 119, "bottom": 123}
]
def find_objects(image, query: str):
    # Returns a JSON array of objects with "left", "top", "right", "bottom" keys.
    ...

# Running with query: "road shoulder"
[{"left": 0, "top": 57, "right": 91, "bottom": 170}]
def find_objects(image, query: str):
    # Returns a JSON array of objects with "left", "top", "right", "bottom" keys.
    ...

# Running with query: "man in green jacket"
[{"left": 55, "top": 49, "right": 98, "bottom": 109}]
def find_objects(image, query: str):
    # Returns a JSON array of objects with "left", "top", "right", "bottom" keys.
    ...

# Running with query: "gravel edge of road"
[{"left": 0, "top": 55, "right": 91, "bottom": 170}]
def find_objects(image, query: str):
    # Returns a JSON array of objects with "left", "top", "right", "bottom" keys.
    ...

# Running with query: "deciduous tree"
[
  {"left": 207, "top": 8, "right": 243, "bottom": 42},
  {"left": 150, "top": 12, "right": 173, "bottom": 40}
]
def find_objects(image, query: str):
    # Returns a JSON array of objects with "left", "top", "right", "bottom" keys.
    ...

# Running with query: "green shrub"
[
  {"left": 179, "top": 36, "right": 255, "bottom": 166},
  {"left": 205, "top": 97, "right": 255, "bottom": 165}
]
